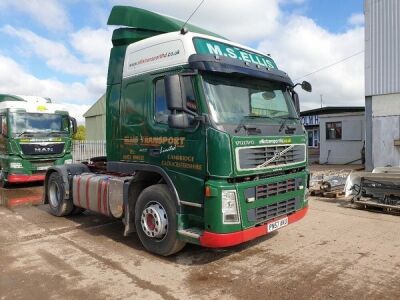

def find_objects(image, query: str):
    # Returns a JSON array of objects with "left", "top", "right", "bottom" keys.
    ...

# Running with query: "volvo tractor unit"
[
  {"left": 44, "top": 6, "right": 311, "bottom": 256},
  {"left": 0, "top": 94, "right": 76, "bottom": 186}
]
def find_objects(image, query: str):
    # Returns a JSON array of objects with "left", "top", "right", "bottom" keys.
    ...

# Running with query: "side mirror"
[
  {"left": 70, "top": 117, "right": 78, "bottom": 135},
  {"left": 168, "top": 113, "right": 190, "bottom": 129},
  {"left": 292, "top": 92, "right": 300, "bottom": 114},
  {"left": 301, "top": 81, "right": 312, "bottom": 92},
  {"left": 165, "top": 74, "right": 185, "bottom": 111}
]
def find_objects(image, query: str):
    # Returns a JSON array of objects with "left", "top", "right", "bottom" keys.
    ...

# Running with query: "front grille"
[
  {"left": 256, "top": 179, "right": 296, "bottom": 199},
  {"left": 237, "top": 144, "right": 305, "bottom": 170},
  {"left": 247, "top": 198, "right": 297, "bottom": 222},
  {"left": 20, "top": 143, "right": 64, "bottom": 155}
]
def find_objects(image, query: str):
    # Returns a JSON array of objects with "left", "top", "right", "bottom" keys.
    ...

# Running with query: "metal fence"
[{"left": 72, "top": 140, "right": 106, "bottom": 163}]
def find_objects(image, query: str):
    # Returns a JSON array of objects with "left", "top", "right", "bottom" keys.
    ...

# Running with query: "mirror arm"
[
  {"left": 194, "top": 114, "right": 207, "bottom": 123},
  {"left": 292, "top": 83, "right": 301, "bottom": 90}
]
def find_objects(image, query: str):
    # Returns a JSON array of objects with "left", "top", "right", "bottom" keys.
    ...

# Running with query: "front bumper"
[
  {"left": 8, "top": 173, "right": 46, "bottom": 183},
  {"left": 200, "top": 206, "right": 308, "bottom": 248}
]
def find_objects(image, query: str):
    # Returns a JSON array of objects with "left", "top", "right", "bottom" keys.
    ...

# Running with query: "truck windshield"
[
  {"left": 10, "top": 113, "right": 70, "bottom": 137},
  {"left": 202, "top": 74, "right": 298, "bottom": 125}
]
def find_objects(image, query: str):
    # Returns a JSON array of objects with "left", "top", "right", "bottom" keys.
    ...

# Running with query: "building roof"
[
  {"left": 83, "top": 94, "right": 106, "bottom": 118},
  {"left": 300, "top": 106, "right": 365, "bottom": 116}
]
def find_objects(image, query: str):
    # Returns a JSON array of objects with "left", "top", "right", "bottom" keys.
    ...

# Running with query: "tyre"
[
  {"left": 135, "top": 184, "right": 185, "bottom": 256},
  {"left": 47, "top": 172, "right": 74, "bottom": 216},
  {"left": 0, "top": 169, "right": 8, "bottom": 188}
]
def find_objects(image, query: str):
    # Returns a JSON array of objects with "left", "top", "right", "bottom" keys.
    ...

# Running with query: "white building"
[
  {"left": 301, "top": 107, "right": 365, "bottom": 164},
  {"left": 365, "top": 0, "right": 400, "bottom": 169}
]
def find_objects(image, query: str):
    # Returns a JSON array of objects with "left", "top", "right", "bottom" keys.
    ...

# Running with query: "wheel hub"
[
  {"left": 141, "top": 202, "right": 168, "bottom": 239},
  {"left": 49, "top": 181, "right": 60, "bottom": 208}
]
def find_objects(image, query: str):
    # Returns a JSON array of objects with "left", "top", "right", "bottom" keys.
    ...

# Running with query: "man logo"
[{"left": 34, "top": 147, "right": 54, "bottom": 153}]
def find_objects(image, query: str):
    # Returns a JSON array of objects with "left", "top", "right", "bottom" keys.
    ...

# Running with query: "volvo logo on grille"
[
  {"left": 256, "top": 145, "right": 295, "bottom": 169},
  {"left": 34, "top": 147, "right": 54, "bottom": 153}
]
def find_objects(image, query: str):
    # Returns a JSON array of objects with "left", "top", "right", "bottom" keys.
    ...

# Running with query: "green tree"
[{"left": 73, "top": 125, "right": 86, "bottom": 140}]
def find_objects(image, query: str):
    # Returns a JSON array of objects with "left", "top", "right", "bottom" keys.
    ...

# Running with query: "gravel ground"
[{"left": 1, "top": 184, "right": 400, "bottom": 299}]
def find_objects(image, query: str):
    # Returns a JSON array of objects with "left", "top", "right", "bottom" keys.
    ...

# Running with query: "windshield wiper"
[
  {"left": 17, "top": 131, "right": 37, "bottom": 137},
  {"left": 234, "top": 115, "right": 266, "bottom": 134},
  {"left": 278, "top": 116, "right": 299, "bottom": 132},
  {"left": 46, "top": 131, "right": 67, "bottom": 137}
]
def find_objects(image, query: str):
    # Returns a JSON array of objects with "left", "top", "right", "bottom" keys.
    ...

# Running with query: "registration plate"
[
  {"left": 267, "top": 217, "right": 288, "bottom": 233},
  {"left": 37, "top": 166, "right": 51, "bottom": 171}
]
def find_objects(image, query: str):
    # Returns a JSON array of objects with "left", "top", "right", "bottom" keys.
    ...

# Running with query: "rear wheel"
[
  {"left": 47, "top": 172, "right": 74, "bottom": 216},
  {"left": 135, "top": 184, "right": 185, "bottom": 256}
]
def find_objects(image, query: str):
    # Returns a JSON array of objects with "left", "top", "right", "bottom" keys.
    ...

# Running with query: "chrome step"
[{"left": 178, "top": 228, "right": 202, "bottom": 239}]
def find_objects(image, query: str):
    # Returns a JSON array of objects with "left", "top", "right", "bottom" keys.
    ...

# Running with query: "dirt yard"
[{"left": 1, "top": 183, "right": 400, "bottom": 299}]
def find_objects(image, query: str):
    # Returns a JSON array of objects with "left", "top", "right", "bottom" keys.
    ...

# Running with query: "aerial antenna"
[{"left": 180, "top": 0, "right": 206, "bottom": 34}]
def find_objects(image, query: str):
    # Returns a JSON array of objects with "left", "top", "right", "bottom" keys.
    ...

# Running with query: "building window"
[
  {"left": 326, "top": 122, "right": 342, "bottom": 140},
  {"left": 307, "top": 129, "right": 320, "bottom": 147},
  {"left": 154, "top": 77, "right": 197, "bottom": 124}
]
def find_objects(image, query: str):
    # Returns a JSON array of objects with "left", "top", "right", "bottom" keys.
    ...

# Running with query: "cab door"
[{"left": 149, "top": 74, "right": 206, "bottom": 207}]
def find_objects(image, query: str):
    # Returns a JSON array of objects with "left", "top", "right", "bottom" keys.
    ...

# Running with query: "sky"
[{"left": 0, "top": 0, "right": 364, "bottom": 122}]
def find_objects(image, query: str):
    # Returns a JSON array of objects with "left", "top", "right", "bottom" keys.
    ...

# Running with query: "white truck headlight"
[
  {"left": 64, "top": 159, "right": 72, "bottom": 164},
  {"left": 221, "top": 190, "right": 240, "bottom": 224},
  {"left": 10, "top": 162, "right": 23, "bottom": 169}
]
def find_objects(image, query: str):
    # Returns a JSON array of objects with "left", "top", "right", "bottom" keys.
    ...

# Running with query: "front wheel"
[{"left": 135, "top": 184, "right": 185, "bottom": 256}]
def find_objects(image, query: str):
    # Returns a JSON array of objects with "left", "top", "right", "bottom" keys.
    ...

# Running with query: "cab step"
[{"left": 178, "top": 228, "right": 203, "bottom": 239}]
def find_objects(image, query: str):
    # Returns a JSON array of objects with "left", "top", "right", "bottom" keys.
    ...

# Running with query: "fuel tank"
[{"left": 72, "top": 173, "right": 131, "bottom": 218}]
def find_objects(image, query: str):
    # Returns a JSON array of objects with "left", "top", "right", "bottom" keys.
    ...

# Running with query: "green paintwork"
[
  {"left": 105, "top": 6, "right": 308, "bottom": 243},
  {"left": 108, "top": 6, "right": 225, "bottom": 39},
  {"left": 193, "top": 38, "right": 277, "bottom": 69}
]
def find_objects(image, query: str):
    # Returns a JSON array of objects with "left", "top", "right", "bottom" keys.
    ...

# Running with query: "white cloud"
[
  {"left": 1, "top": 25, "right": 105, "bottom": 77},
  {"left": 258, "top": 16, "right": 364, "bottom": 110},
  {"left": 348, "top": 13, "right": 364, "bottom": 27},
  {"left": 0, "top": 54, "right": 94, "bottom": 122},
  {"left": 0, "top": 0, "right": 71, "bottom": 31},
  {"left": 70, "top": 27, "right": 113, "bottom": 62},
  {"left": 1, "top": 25, "right": 108, "bottom": 104}
]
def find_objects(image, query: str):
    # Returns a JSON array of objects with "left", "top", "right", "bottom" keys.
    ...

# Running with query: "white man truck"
[{"left": 0, "top": 94, "right": 76, "bottom": 187}]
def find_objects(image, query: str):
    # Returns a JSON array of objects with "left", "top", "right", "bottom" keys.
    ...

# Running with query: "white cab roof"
[
  {"left": 0, "top": 101, "right": 67, "bottom": 114},
  {"left": 123, "top": 31, "right": 273, "bottom": 79}
]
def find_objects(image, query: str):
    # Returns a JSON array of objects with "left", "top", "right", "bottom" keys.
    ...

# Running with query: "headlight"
[
  {"left": 221, "top": 190, "right": 240, "bottom": 224},
  {"left": 64, "top": 159, "right": 72, "bottom": 164},
  {"left": 10, "top": 162, "right": 23, "bottom": 169}
]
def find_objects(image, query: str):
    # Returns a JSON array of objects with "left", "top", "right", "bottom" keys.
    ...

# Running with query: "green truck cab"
[
  {"left": 44, "top": 6, "right": 311, "bottom": 256},
  {"left": 0, "top": 94, "right": 76, "bottom": 186}
]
